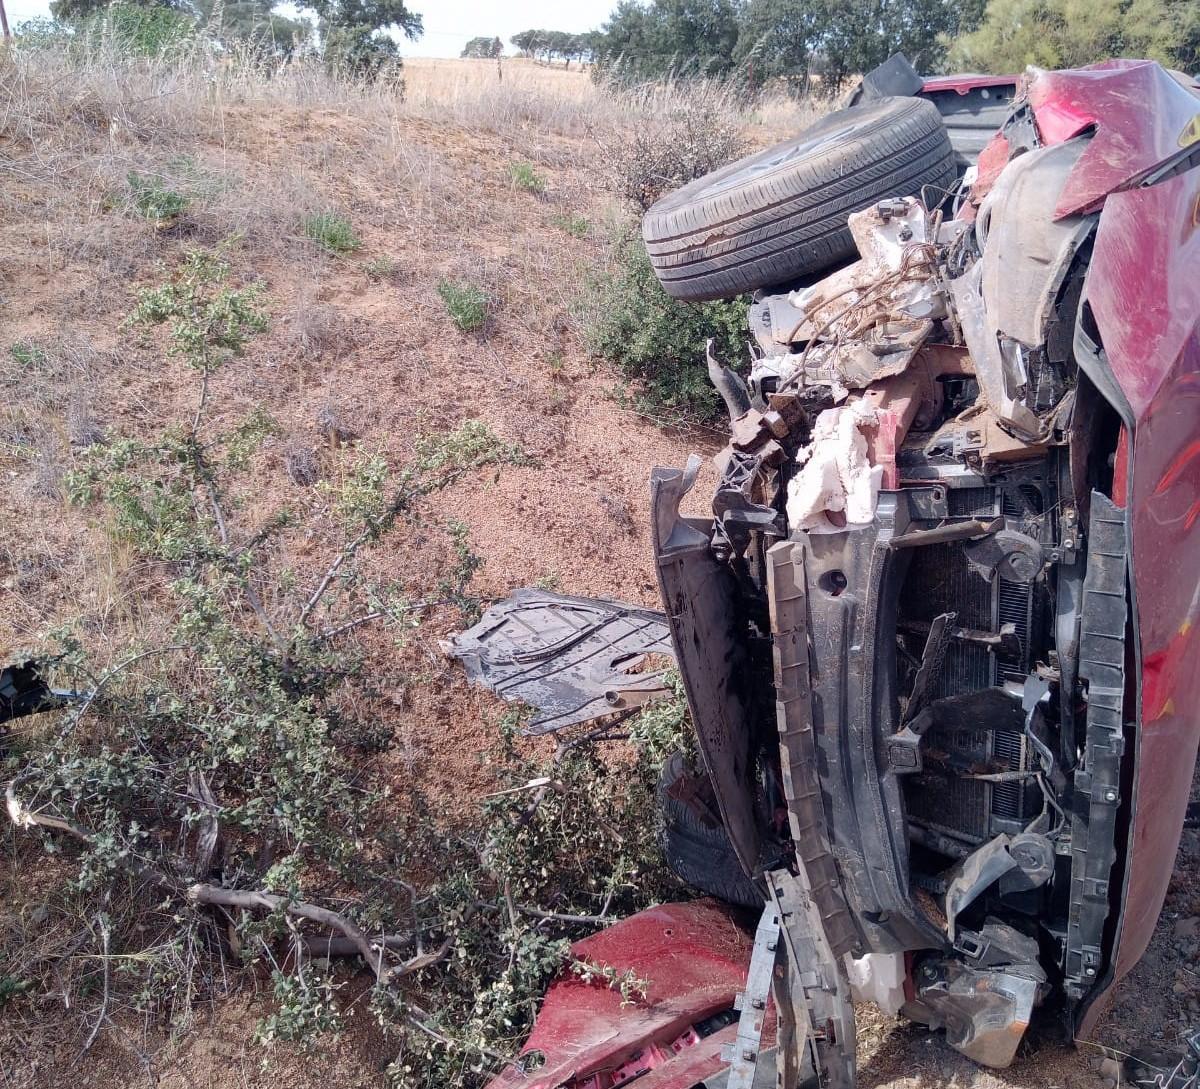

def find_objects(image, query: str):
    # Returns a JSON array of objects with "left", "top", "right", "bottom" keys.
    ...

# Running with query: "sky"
[{"left": 2, "top": 0, "right": 619, "bottom": 55}]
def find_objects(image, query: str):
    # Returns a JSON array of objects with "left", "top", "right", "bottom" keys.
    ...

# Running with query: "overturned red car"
[{"left": 470, "top": 58, "right": 1200, "bottom": 1089}]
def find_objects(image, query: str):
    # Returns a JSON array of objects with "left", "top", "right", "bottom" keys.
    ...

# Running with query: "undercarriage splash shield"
[
  {"left": 444, "top": 588, "right": 675, "bottom": 734},
  {"left": 651, "top": 458, "right": 763, "bottom": 879}
]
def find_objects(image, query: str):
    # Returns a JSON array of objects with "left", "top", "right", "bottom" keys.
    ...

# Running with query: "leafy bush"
[
  {"left": 303, "top": 212, "right": 362, "bottom": 254},
  {"left": 74, "top": 2, "right": 197, "bottom": 56},
  {"left": 9, "top": 341, "right": 47, "bottom": 368},
  {"left": 365, "top": 254, "right": 397, "bottom": 281},
  {"left": 604, "top": 81, "right": 747, "bottom": 210},
  {"left": 507, "top": 161, "right": 546, "bottom": 194},
  {"left": 437, "top": 279, "right": 490, "bottom": 334},
  {"left": 126, "top": 171, "right": 189, "bottom": 222},
  {"left": 945, "top": 0, "right": 1200, "bottom": 73},
  {"left": 551, "top": 211, "right": 590, "bottom": 238},
  {"left": 10, "top": 245, "right": 678, "bottom": 1085},
  {"left": 583, "top": 234, "right": 748, "bottom": 422}
]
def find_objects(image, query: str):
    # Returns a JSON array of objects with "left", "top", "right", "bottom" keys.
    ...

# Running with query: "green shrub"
[
  {"left": 583, "top": 234, "right": 748, "bottom": 422},
  {"left": 75, "top": 2, "right": 197, "bottom": 56},
  {"left": 551, "top": 212, "right": 590, "bottom": 238},
  {"left": 507, "top": 161, "right": 546, "bottom": 194},
  {"left": 303, "top": 212, "right": 361, "bottom": 255},
  {"left": 127, "top": 171, "right": 189, "bottom": 222},
  {"left": 437, "top": 279, "right": 489, "bottom": 334},
  {"left": 9, "top": 341, "right": 47, "bottom": 368},
  {"left": 322, "top": 25, "right": 404, "bottom": 82},
  {"left": 5, "top": 244, "right": 692, "bottom": 1086},
  {"left": 364, "top": 255, "right": 396, "bottom": 281}
]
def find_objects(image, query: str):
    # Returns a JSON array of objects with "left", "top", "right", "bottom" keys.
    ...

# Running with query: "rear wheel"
[
  {"left": 642, "top": 96, "right": 957, "bottom": 301},
  {"left": 658, "top": 752, "right": 764, "bottom": 908}
]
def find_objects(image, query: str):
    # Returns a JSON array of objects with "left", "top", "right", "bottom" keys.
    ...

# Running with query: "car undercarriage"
[{"left": 446, "top": 56, "right": 1200, "bottom": 1089}]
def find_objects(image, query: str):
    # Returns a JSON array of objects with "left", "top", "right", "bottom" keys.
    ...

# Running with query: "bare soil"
[{"left": 0, "top": 55, "right": 1195, "bottom": 1089}]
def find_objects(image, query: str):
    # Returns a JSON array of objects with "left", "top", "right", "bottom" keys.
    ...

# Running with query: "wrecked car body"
[{"left": 467, "top": 59, "right": 1200, "bottom": 1089}]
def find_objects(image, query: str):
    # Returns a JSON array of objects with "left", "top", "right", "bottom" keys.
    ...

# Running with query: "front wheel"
[{"left": 642, "top": 96, "right": 957, "bottom": 301}]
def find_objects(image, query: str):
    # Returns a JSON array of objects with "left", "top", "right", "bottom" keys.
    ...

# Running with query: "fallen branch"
[
  {"left": 188, "top": 884, "right": 387, "bottom": 978},
  {"left": 301, "top": 933, "right": 414, "bottom": 958},
  {"left": 187, "top": 884, "right": 461, "bottom": 983}
]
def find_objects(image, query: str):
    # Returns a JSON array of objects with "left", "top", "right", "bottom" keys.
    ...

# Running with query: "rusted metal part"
[
  {"left": 443, "top": 588, "right": 674, "bottom": 735},
  {"left": 889, "top": 517, "right": 1003, "bottom": 549},
  {"left": 913, "top": 954, "right": 1044, "bottom": 1068}
]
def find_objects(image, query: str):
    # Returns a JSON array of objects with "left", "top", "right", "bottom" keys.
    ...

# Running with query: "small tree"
[{"left": 946, "top": 0, "right": 1199, "bottom": 73}]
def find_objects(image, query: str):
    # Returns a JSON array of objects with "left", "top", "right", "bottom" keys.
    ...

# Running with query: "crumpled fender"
[
  {"left": 970, "top": 61, "right": 1200, "bottom": 218},
  {"left": 1076, "top": 166, "right": 1200, "bottom": 1036},
  {"left": 1028, "top": 60, "right": 1200, "bottom": 218}
]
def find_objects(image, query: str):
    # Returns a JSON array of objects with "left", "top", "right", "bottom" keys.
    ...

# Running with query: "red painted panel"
[
  {"left": 1079, "top": 169, "right": 1200, "bottom": 1032},
  {"left": 1026, "top": 60, "right": 1200, "bottom": 219},
  {"left": 486, "top": 900, "right": 765, "bottom": 1089}
]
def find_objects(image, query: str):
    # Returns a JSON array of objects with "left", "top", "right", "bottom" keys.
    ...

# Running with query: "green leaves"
[
  {"left": 130, "top": 246, "right": 267, "bottom": 375},
  {"left": 303, "top": 212, "right": 362, "bottom": 255},
  {"left": 507, "top": 161, "right": 546, "bottom": 194},
  {"left": 946, "top": 0, "right": 1199, "bottom": 74},
  {"left": 126, "top": 171, "right": 189, "bottom": 223},
  {"left": 582, "top": 232, "right": 748, "bottom": 423},
  {"left": 437, "top": 279, "right": 490, "bottom": 335}
]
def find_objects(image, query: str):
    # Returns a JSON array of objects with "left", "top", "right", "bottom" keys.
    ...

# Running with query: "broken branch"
[{"left": 187, "top": 884, "right": 463, "bottom": 983}]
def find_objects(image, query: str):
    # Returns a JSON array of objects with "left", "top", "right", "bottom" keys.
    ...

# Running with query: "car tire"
[
  {"left": 658, "top": 752, "right": 764, "bottom": 908},
  {"left": 641, "top": 97, "right": 957, "bottom": 302}
]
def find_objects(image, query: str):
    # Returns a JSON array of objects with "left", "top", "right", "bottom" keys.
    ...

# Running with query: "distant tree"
[
  {"left": 509, "top": 27, "right": 594, "bottom": 66},
  {"left": 946, "top": 0, "right": 1199, "bottom": 73},
  {"left": 508, "top": 27, "right": 547, "bottom": 57},
  {"left": 191, "top": 0, "right": 312, "bottom": 52},
  {"left": 305, "top": 0, "right": 420, "bottom": 39},
  {"left": 50, "top": 0, "right": 183, "bottom": 23},
  {"left": 733, "top": 0, "right": 826, "bottom": 87},
  {"left": 595, "top": 0, "right": 742, "bottom": 81},
  {"left": 575, "top": 28, "right": 606, "bottom": 62},
  {"left": 813, "top": 0, "right": 970, "bottom": 89},
  {"left": 303, "top": 0, "right": 421, "bottom": 77},
  {"left": 461, "top": 34, "right": 503, "bottom": 58},
  {"left": 47, "top": 0, "right": 310, "bottom": 52}
]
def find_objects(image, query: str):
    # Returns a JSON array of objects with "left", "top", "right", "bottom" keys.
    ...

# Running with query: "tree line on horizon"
[
  {"left": 18, "top": 0, "right": 1200, "bottom": 88},
  {"left": 497, "top": 0, "right": 1198, "bottom": 91}
]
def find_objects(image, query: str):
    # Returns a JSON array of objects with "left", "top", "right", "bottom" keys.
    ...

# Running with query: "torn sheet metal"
[
  {"left": 443, "top": 587, "right": 675, "bottom": 735},
  {"left": 747, "top": 198, "right": 966, "bottom": 403},
  {"left": 484, "top": 900, "right": 768, "bottom": 1089}
]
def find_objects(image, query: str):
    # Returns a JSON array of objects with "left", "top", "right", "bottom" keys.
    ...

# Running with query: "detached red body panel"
[{"left": 487, "top": 901, "right": 762, "bottom": 1089}]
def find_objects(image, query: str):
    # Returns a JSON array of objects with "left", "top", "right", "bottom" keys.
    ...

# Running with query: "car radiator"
[{"left": 899, "top": 531, "right": 1038, "bottom": 849}]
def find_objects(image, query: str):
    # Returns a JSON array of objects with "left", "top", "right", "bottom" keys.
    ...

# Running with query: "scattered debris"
[{"left": 444, "top": 587, "right": 675, "bottom": 734}]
